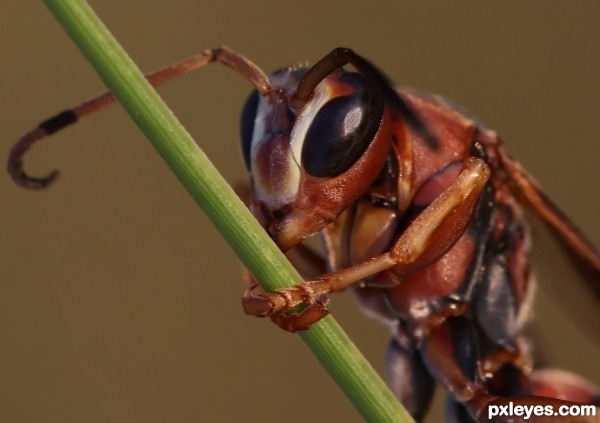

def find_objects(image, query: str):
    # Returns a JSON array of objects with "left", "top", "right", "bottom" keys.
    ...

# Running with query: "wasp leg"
[
  {"left": 242, "top": 281, "right": 331, "bottom": 332},
  {"left": 419, "top": 317, "right": 481, "bottom": 404},
  {"left": 242, "top": 157, "right": 490, "bottom": 329},
  {"left": 241, "top": 244, "right": 329, "bottom": 332},
  {"left": 386, "top": 339, "right": 436, "bottom": 422},
  {"left": 419, "top": 317, "right": 599, "bottom": 423},
  {"left": 270, "top": 298, "right": 330, "bottom": 333},
  {"left": 242, "top": 283, "right": 331, "bottom": 332}
]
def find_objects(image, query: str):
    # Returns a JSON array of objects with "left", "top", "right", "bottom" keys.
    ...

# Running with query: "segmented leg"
[
  {"left": 241, "top": 244, "right": 329, "bottom": 331},
  {"left": 386, "top": 339, "right": 435, "bottom": 422},
  {"left": 419, "top": 316, "right": 599, "bottom": 423},
  {"left": 242, "top": 156, "right": 491, "bottom": 331}
]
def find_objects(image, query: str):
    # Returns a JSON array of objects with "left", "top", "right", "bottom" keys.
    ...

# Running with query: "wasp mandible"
[{"left": 9, "top": 47, "right": 599, "bottom": 422}]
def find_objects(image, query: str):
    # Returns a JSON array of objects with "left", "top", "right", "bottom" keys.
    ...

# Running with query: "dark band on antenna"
[{"left": 39, "top": 110, "right": 78, "bottom": 135}]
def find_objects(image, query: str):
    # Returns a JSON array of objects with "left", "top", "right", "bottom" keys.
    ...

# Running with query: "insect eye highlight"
[
  {"left": 301, "top": 74, "right": 383, "bottom": 178},
  {"left": 239, "top": 90, "right": 259, "bottom": 170}
]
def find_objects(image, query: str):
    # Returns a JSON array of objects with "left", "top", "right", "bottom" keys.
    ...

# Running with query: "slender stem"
[{"left": 42, "top": 1, "right": 414, "bottom": 421}]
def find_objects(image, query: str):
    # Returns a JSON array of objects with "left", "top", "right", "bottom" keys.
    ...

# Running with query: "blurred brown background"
[{"left": 1, "top": 2, "right": 599, "bottom": 422}]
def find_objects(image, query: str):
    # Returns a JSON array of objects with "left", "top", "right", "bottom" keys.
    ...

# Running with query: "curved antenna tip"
[{"left": 12, "top": 169, "right": 60, "bottom": 190}]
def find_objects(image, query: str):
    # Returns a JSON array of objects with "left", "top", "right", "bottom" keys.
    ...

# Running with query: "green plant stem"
[{"left": 43, "top": 1, "right": 414, "bottom": 421}]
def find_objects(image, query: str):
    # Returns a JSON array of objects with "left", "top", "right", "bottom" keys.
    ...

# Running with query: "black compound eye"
[
  {"left": 239, "top": 90, "right": 259, "bottom": 170},
  {"left": 301, "top": 74, "right": 383, "bottom": 178}
]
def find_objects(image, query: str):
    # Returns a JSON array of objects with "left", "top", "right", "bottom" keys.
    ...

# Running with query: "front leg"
[
  {"left": 241, "top": 244, "right": 332, "bottom": 331},
  {"left": 242, "top": 157, "right": 491, "bottom": 331}
]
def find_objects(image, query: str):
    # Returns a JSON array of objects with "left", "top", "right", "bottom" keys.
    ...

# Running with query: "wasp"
[{"left": 8, "top": 47, "right": 600, "bottom": 422}]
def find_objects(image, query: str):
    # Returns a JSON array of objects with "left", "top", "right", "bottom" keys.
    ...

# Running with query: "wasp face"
[{"left": 240, "top": 67, "right": 389, "bottom": 250}]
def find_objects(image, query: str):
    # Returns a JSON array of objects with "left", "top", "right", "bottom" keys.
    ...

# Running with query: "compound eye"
[
  {"left": 301, "top": 74, "right": 383, "bottom": 178},
  {"left": 239, "top": 90, "right": 259, "bottom": 170}
]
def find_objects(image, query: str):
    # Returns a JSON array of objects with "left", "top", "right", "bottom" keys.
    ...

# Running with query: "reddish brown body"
[
  {"left": 8, "top": 47, "right": 599, "bottom": 422},
  {"left": 327, "top": 90, "right": 540, "bottom": 421},
  {"left": 235, "top": 50, "right": 600, "bottom": 422}
]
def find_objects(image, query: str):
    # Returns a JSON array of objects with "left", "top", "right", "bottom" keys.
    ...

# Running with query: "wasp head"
[{"left": 239, "top": 65, "right": 392, "bottom": 251}]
